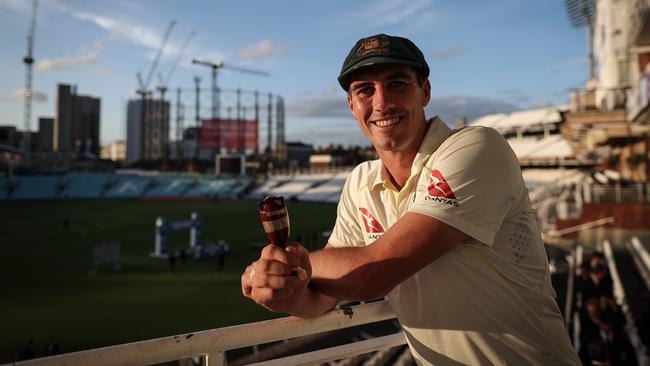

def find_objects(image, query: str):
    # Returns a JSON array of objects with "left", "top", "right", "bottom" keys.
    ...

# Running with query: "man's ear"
[
  {"left": 347, "top": 94, "right": 354, "bottom": 113},
  {"left": 422, "top": 79, "right": 431, "bottom": 107}
]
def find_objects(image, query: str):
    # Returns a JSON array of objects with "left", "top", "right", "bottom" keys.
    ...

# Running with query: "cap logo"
[{"left": 355, "top": 37, "right": 390, "bottom": 57}]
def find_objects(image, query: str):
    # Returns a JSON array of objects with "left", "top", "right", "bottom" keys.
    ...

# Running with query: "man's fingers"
[
  {"left": 255, "top": 258, "right": 296, "bottom": 276},
  {"left": 241, "top": 263, "right": 255, "bottom": 297},
  {"left": 251, "top": 287, "right": 294, "bottom": 305},
  {"left": 261, "top": 244, "right": 301, "bottom": 267},
  {"left": 253, "top": 272, "right": 303, "bottom": 289}
]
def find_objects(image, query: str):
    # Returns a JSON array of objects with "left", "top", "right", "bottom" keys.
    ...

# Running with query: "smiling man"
[{"left": 242, "top": 34, "right": 580, "bottom": 365}]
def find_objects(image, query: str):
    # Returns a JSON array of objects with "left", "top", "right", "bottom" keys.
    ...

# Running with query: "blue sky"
[{"left": 0, "top": 0, "right": 589, "bottom": 147}]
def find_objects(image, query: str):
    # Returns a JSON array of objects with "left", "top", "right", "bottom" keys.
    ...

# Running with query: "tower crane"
[
  {"left": 156, "top": 30, "right": 195, "bottom": 102},
  {"left": 136, "top": 20, "right": 176, "bottom": 97},
  {"left": 22, "top": 0, "right": 38, "bottom": 153},
  {"left": 134, "top": 20, "right": 176, "bottom": 161},
  {"left": 190, "top": 58, "right": 268, "bottom": 120}
]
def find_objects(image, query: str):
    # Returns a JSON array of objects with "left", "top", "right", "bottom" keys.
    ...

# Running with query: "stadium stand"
[
  {"left": 297, "top": 171, "right": 349, "bottom": 203},
  {"left": 7, "top": 175, "right": 62, "bottom": 200},
  {"left": 59, "top": 172, "right": 111, "bottom": 199},
  {"left": 471, "top": 106, "right": 562, "bottom": 133},
  {"left": 247, "top": 175, "right": 295, "bottom": 200},
  {"left": 101, "top": 175, "right": 152, "bottom": 199},
  {"left": 507, "top": 135, "right": 573, "bottom": 160},
  {"left": 259, "top": 173, "right": 333, "bottom": 200},
  {"left": 142, "top": 177, "right": 194, "bottom": 198}
]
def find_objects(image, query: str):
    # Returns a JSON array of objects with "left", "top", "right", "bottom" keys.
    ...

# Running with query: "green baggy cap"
[{"left": 338, "top": 34, "right": 430, "bottom": 91}]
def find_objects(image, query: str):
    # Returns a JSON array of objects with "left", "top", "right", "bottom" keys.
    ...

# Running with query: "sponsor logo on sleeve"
[
  {"left": 425, "top": 169, "right": 459, "bottom": 207},
  {"left": 359, "top": 207, "right": 384, "bottom": 240}
]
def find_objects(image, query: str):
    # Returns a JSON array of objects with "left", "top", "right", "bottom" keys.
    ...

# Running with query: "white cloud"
[
  {"left": 36, "top": 42, "right": 103, "bottom": 71},
  {"left": 321, "top": 85, "right": 340, "bottom": 97},
  {"left": 330, "top": 0, "right": 435, "bottom": 31},
  {"left": 4, "top": 88, "right": 48, "bottom": 103},
  {"left": 238, "top": 40, "right": 286, "bottom": 61},
  {"left": 0, "top": 0, "right": 33, "bottom": 18},
  {"left": 70, "top": 11, "right": 180, "bottom": 55},
  {"left": 430, "top": 45, "right": 465, "bottom": 60}
]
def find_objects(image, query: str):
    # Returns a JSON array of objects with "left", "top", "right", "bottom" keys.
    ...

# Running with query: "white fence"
[
  {"left": 582, "top": 183, "right": 650, "bottom": 204},
  {"left": 11, "top": 301, "right": 401, "bottom": 366}
]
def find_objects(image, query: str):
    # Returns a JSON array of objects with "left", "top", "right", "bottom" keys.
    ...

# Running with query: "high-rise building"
[
  {"left": 54, "top": 84, "right": 101, "bottom": 156},
  {"left": 126, "top": 98, "right": 170, "bottom": 165},
  {"left": 37, "top": 117, "right": 54, "bottom": 152},
  {"left": 101, "top": 140, "right": 126, "bottom": 162},
  {"left": 0, "top": 125, "right": 18, "bottom": 147}
]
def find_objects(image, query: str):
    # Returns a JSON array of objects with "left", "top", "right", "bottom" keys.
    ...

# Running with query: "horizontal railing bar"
[
  {"left": 248, "top": 332, "right": 406, "bottom": 366},
  {"left": 547, "top": 216, "right": 614, "bottom": 237},
  {"left": 11, "top": 301, "right": 395, "bottom": 366}
]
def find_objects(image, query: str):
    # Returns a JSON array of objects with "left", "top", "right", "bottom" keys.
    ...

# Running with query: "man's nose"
[{"left": 373, "top": 84, "right": 392, "bottom": 112}]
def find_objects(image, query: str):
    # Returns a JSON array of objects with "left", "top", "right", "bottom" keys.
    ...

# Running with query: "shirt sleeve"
[
  {"left": 408, "top": 127, "right": 524, "bottom": 246},
  {"left": 328, "top": 172, "right": 365, "bottom": 248}
]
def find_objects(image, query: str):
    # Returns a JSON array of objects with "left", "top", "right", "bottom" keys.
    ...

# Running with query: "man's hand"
[{"left": 242, "top": 243, "right": 311, "bottom": 314}]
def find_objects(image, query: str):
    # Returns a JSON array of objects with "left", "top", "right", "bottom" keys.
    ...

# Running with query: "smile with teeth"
[{"left": 373, "top": 117, "right": 401, "bottom": 127}]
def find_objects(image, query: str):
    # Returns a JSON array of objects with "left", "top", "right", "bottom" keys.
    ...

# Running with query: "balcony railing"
[
  {"left": 627, "top": 72, "right": 650, "bottom": 121},
  {"left": 11, "top": 300, "right": 402, "bottom": 366}
]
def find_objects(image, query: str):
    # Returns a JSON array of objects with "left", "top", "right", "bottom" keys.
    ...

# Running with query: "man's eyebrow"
[
  {"left": 350, "top": 72, "right": 414, "bottom": 89},
  {"left": 350, "top": 81, "right": 373, "bottom": 91}
]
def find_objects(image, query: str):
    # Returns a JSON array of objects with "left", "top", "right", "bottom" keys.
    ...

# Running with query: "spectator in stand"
[
  {"left": 599, "top": 318, "right": 638, "bottom": 366},
  {"left": 576, "top": 261, "right": 599, "bottom": 310},
  {"left": 592, "top": 264, "right": 613, "bottom": 298},
  {"left": 580, "top": 298, "right": 604, "bottom": 364},
  {"left": 590, "top": 251, "right": 606, "bottom": 268},
  {"left": 600, "top": 291, "right": 625, "bottom": 330}
]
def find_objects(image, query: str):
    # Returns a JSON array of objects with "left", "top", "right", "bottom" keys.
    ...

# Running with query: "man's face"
[{"left": 346, "top": 65, "right": 431, "bottom": 153}]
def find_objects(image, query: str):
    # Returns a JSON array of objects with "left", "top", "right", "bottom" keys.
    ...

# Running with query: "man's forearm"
[
  {"left": 308, "top": 246, "right": 383, "bottom": 301},
  {"left": 290, "top": 285, "right": 339, "bottom": 318}
]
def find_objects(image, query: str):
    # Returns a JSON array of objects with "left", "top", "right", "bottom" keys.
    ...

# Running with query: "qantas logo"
[
  {"left": 359, "top": 207, "right": 384, "bottom": 233},
  {"left": 428, "top": 169, "right": 456, "bottom": 199}
]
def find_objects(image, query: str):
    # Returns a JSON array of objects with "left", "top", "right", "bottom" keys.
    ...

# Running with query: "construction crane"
[
  {"left": 136, "top": 20, "right": 176, "bottom": 97},
  {"left": 22, "top": 0, "right": 38, "bottom": 153},
  {"left": 190, "top": 58, "right": 268, "bottom": 120},
  {"left": 156, "top": 30, "right": 195, "bottom": 102},
  {"left": 134, "top": 20, "right": 176, "bottom": 161}
]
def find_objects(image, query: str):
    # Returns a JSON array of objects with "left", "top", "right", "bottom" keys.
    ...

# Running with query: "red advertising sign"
[{"left": 199, "top": 119, "right": 258, "bottom": 150}]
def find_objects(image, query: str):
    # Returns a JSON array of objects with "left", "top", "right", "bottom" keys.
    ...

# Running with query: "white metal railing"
[
  {"left": 545, "top": 216, "right": 615, "bottom": 238},
  {"left": 629, "top": 236, "right": 650, "bottom": 292},
  {"left": 602, "top": 240, "right": 650, "bottom": 366},
  {"left": 582, "top": 183, "right": 650, "bottom": 204},
  {"left": 9, "top": 301, "right": 399, "bottom": 366}
]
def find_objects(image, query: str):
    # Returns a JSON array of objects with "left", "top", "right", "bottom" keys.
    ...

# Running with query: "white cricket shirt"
[{"left": 328, "top": 117, "right": 580, "bottom": 365}]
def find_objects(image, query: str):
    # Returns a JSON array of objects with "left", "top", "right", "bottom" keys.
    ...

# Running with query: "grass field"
[{"left": 0, "top": 199, "right": 338, "bottom": 363}]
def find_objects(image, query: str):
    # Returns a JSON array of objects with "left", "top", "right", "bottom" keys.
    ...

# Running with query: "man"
[{"left": 242, "top": 34, "right": 580, "bottom": 365}]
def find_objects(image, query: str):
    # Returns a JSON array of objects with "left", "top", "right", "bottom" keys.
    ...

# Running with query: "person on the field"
[{"left": 242, "top": 34, "right": 580, "bottom": 365}]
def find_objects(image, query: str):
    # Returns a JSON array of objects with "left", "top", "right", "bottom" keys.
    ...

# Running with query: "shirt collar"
[{"left": 365, "top": 116, "right": 453, "bottom": 192}]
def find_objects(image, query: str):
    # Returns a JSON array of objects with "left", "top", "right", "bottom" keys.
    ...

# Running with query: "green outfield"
[{"left": 0, "top": 199, "right": 338, "bottom": 363}]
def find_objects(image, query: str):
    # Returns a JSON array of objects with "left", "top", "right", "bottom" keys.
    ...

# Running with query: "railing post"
[{"left": 205, "top": 351, "right": 225, "bottom": 366}]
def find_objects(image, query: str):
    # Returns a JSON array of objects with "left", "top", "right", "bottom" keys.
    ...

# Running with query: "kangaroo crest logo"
[
  {"left": 359, "top": 207, "right": 384, "bottom": 233},
  {"left": 428, "top": 169, "right": 456, "bottom": 200}
]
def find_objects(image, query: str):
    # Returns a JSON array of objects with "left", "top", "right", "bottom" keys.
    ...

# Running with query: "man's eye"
[
  {"left": 389, "top": 81, "right": 407, "bottom": 89},
  {"left": 357, "top": 87, "right": 373, "bottom": 95}
]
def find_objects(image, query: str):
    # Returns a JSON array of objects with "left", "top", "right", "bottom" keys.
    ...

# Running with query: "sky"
[{"left": 0, "top": 0, "right": 590, "bottom": 148}]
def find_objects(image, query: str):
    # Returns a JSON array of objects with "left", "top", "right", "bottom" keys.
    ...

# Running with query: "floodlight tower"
[
  {"left": 565, "top": 0, "right": 596, "bottom": 79},
  {"left": 22, "top": 0, "right": 38, "bottom": 153}
]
